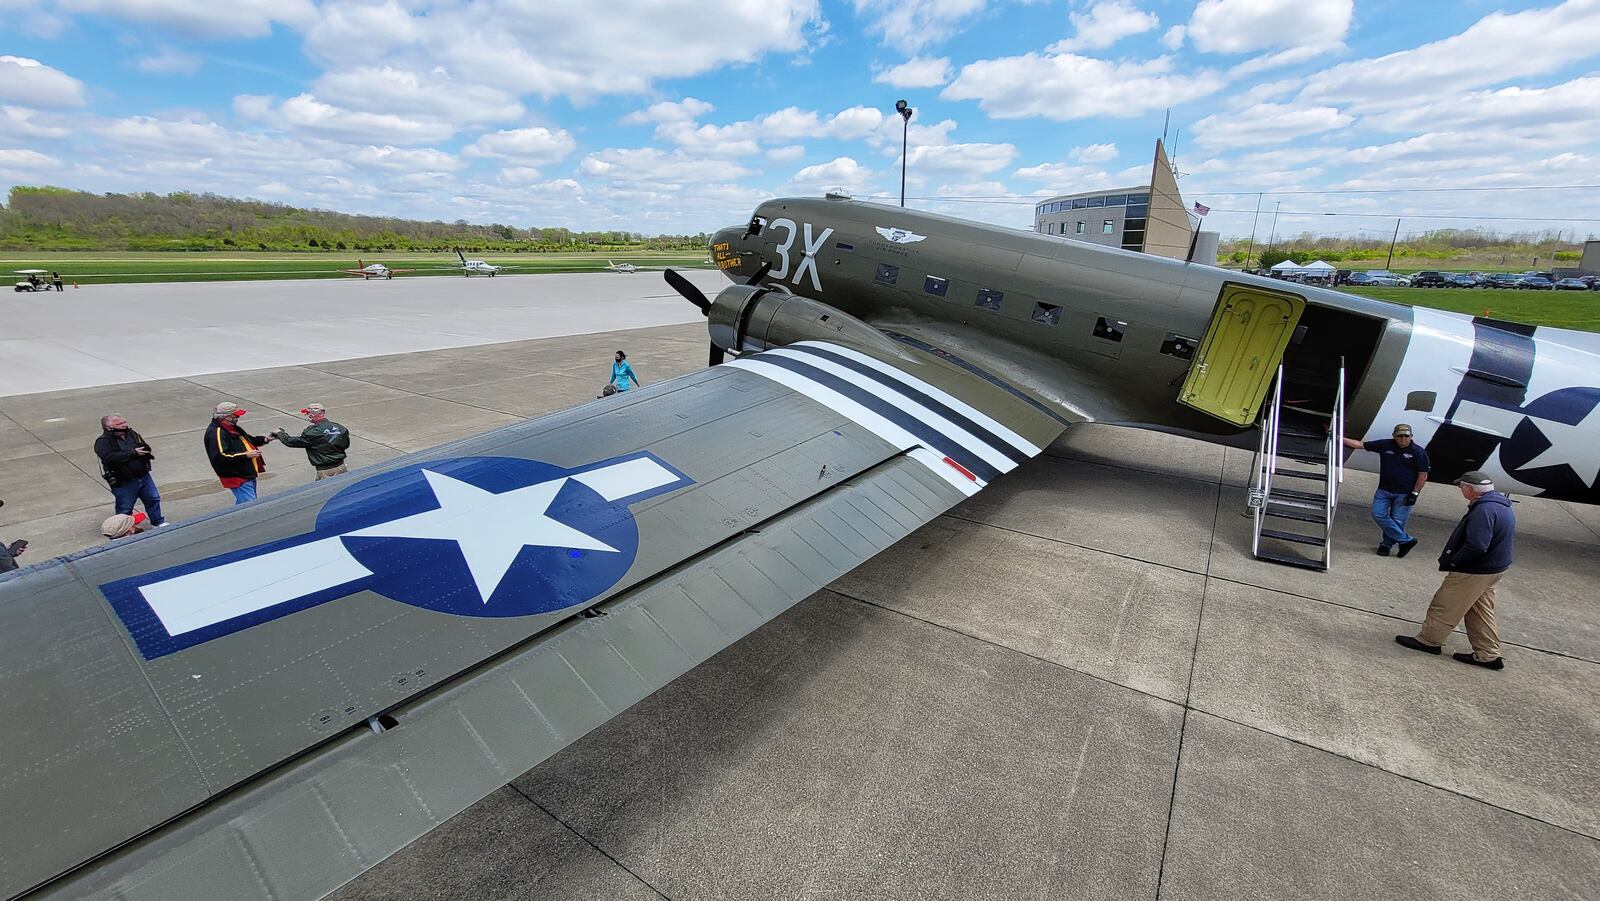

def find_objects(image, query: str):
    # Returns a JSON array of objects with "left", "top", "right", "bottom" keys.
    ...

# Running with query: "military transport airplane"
[
  {"left": 454, "top": 248, "right": 501, "bottom": 276},
  {"left": 338, "top": 260, "right": 414, "bottom": 280},
  {"left": 3, "top": 195, "right": 1597, "bottom": 901}
]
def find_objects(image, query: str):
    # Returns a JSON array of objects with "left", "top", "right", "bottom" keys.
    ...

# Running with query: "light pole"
[
  {"left": 1263, "top": 201, "right": 1282, "bottom": 260},
  {"left": 895, "top": 99, "right": 913, "bottom": 207},
  {"left": 1243, "top": 192, "right": 1264, "bottom": 269},
  {"left": 1385, "top": 217, "right": 1401, "bottom": 270}
]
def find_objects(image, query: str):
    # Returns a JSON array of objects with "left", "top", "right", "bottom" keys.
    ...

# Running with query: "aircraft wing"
[{"left": 1, "top": 338, "right": 1062, "bottom": 900}]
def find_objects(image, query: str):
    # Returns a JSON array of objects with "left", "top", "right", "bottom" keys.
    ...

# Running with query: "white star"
[
  {"left": 347, "top": 470, "right": 617, "bottom": 603},
  {"left": 1517, "top": 403, "right": 1600, "bottom": 488}
]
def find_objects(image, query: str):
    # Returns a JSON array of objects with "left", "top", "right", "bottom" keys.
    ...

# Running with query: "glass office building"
[{"left": 1033, "top": 187, "right": 1151, "bottom": 253}]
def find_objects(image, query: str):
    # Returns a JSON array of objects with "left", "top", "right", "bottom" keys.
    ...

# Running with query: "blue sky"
[{"left": 2, "top": 0, "right": 1598, "bottom": 240}]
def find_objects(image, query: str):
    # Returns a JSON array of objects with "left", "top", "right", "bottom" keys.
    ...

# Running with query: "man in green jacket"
[{"left": 272, "top": 403, "right": 352, "bottom": 480}]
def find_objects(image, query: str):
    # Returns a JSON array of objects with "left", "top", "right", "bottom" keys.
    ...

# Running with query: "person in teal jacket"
[{"left": 610, "top": 351, "right": 641, "bottom": 393}]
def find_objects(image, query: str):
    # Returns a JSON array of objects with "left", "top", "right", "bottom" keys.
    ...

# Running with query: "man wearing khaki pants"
[{"left": 1395, "top": 472, "right": 1516, "bottom": 670}]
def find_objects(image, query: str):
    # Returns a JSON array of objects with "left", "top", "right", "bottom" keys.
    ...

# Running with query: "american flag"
[{"left": 1192, "top": 201, "right": 1210, "bottom": 216}]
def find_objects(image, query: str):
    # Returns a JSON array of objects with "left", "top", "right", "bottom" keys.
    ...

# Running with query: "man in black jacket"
[
  {"left": 94, "top": 414, "right": 167, "bottom": 526},
  {"left": 1395, "top": 472, "right": 1516, "bottom": 670},
  {"left": 204, "top": 402, "right": 275, "bottom": 504}
]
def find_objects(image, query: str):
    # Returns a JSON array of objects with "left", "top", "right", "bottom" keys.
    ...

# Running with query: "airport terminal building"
[{"left": 1032, "top": 141, "right": 1218, "bottom": 264}]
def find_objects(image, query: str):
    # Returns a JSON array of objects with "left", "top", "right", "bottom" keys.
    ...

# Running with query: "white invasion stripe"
[
  {"left": 764, "top": 347, "right": 1017, "bottom": 475},
  {"left": 792, "top": 341, "right": 1041, "bottom": 455},
  {"left": 726, "top": 358, "right": 982, "bottom": 496},
  {"left": 139, "top": 537, "right": 372, "bottom": 637},
  {"left": 572, "top": 457, "right": 679, "bottom": 501}
]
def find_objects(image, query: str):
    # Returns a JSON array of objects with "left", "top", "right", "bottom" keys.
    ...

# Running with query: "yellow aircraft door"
[{"left": 1178, "top": 283, "right": 1306, "bottom": 426}]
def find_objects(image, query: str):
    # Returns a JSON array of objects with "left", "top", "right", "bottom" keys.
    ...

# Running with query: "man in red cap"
[
  {"left": 272, "top": 403, "right": 351, "bottom": 480},
  {"left": 204, "top": 402, "right": 275, "bottom": 504}
]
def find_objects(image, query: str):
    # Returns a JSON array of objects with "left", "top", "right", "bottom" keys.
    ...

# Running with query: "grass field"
[
  {"left": 1339, "top": 286, "right": 1600, "bottom": 332},
  {"left": 0, "top": 251, "right": 713, "bottom": 284}
]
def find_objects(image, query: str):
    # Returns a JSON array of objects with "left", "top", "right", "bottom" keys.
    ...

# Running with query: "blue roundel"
[{"left": 316, "top": 456, "right": 641, "bottom": 618}]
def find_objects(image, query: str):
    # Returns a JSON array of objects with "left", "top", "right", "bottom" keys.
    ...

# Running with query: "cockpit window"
[{"left": 746, "top": 216, "right": 765, "bottom": 237}]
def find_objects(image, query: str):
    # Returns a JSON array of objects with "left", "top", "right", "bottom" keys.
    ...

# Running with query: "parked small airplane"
[
  {"left": 454, "top": 249, "right": 500, "bottom": 276},
  {"left": 5, "top": 190, "right": 1598, "bottom": 901},
  {"left": 339, "top": 260, "right": 415, "bottom": 280},
  {"left": 605, "top": 259, "right": 638, "bottom": 273}
]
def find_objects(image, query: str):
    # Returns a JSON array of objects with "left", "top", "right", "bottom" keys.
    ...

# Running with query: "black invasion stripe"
[
  {"left": 781, "top": 344, "right": 1029, "bottom": 464},
  {"left": 753, "top": 354, "right": 1003, "bottom": 483},
  {"left": 881, "top": 330, "right": 1074, "bottom": 427}
]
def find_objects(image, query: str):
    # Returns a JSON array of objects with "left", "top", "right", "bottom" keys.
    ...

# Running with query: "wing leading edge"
[{"left": 2, "top": 338, "right": 1062, "bottom": 900}]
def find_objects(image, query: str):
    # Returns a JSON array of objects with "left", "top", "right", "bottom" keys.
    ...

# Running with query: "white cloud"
[
  {"left": 1186, "top": 0, "right": 1351, "bottom": 53},
  {"left": 349, "top": 145, "right": 465, "bottom": 173},
  {"left": 312, "top": 67, "right": 525, "bottom": 126},
  {"left": 0, "top": 148, "right": 59, "bottom": 171},
  {"left": 59, "top": 0, "right": 315, "bottom": 38},
  {"left": 653, "top": 120, "right": 761, "bottom": 157},
  {"left": 1362, "top": 76, "right": 1600, "bottom": 136},
  {"left": 497, "top": 166, "right": 546, "bottom": 184},
  {"left": 0, "top": 57, "right": 86, "bottom": 107},
  {"left": 943, "top": 52, "right": 1226, "bottom": 120},
  {"left": 236, "top": 93, "right": 454, "bottom": 144},
  {"left": 873, "top": 56, "right": 953, "bottom": 88},
  {"left": 1072, "top": 142, "right": 1118, "bottom": 162},
  {"left": 790, "top": 156, "right": 876, "bottom": 192},
  {"left": 302, "top": 0, "right": 823, "bottom": 102},
  {"left": 905, "top": 142, "right": 1018, "bottom": 176},
  {"left": 136, "top": 49, "right": 201, "bottom": 75},
  {"left": 850, "top": 0, "right": 987, "bottom": 53},
  {"left": 1161, "top": 24, "right": 1185, "bottom": 49},
  {"left": 767, "top": 145, "right": 807, "bottom": 161},
  {"left": 1051, "top": 1, "right": 1159, "bottom": 52},
  {"left": 1228, "top": 45, "right": 1329, "bottom": 77},
  {"left": 1302, "top": 1, "right": 1600, "bottom": 110},
  {"left": 463, "top": 126, "right": 578, "bottom": 164},
  {"left": 0, "top": 106, "right": 70, "bottom": 139},
  {"left": 1190, "top": 102, "right": 1352, "bottom": 149},
  {"left": 621, "top": 97, "right": 715, "bottom": 125},
  {"left": 580, "top": 147, "right": 752, "bottom": 186},
  {"left": 1013, "top": 161, "right": 1110, "bottom": 184}
]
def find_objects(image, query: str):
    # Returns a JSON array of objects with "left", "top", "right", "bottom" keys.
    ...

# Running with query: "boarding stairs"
[{"left": 1249, "top": 363, "right": 1346, "bottom": 571}]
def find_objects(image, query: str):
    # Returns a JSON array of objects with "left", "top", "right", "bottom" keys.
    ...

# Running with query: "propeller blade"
[
  {"left": 746, "top": 261, "right": 772, "bottom": 286},
  {"left": 709, "top": 344, "right": 725, "bottom": 366},
  {"left": 663, "top": 268, "right": 711, "bottom": 313}
]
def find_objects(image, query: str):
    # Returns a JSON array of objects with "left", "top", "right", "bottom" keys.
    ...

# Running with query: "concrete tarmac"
[
  {"left": 0, "top": 269, "right": 720, "bottom": 395},
  {"left": 2, "top": 325, "right": 1597, "bottom": 899}
]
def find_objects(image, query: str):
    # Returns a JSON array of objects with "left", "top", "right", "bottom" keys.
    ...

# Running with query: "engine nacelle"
[{"left": 706, "top": 283, "right": 909, "bottom": 360}]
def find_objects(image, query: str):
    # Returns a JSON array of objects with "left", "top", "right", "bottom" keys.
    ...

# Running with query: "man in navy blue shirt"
[
  {"left": 1342, "top": 423, "right": 1430, "bottom": 557},
  {"left": 1395, "top": 471, "right": 1515, "bottom": 670}
]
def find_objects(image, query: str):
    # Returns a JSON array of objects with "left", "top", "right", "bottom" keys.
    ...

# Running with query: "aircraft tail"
[{"left": 456, "top": 249, "right": 467, "bottom": 265}]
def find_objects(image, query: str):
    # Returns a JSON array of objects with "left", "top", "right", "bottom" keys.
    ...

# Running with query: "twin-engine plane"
[
  {"left": 2, "top": 196, "right": 1597, "bottom": 900},
  {"left": 337, "top": 260, "right": 415, "bottom": 280}
]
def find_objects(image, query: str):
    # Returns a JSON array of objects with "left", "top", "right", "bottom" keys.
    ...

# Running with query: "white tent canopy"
[{"left": 1269, "top": 259, "right": 1336, "bottom": 275}]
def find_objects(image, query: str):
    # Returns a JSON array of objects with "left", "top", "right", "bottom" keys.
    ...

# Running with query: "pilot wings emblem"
[{"left": 875, "top": 226, "right": 927, "bottom": 244}]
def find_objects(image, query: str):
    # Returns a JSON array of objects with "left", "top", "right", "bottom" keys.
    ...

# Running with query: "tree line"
[
  {"left": 1223, "top": 228, "right": 1587, "bottom": 269},
  {"left": 0, "top": 186, "right": 711, "bottom": 252}
]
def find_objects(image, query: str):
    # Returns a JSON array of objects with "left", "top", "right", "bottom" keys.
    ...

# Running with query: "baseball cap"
[
  {"left": 1455, "top": 471, "right": 1495, "bottom": 486},
  {"left": 101, "top": 511, "right": 148, "bottom": 538},
  {"left": 1392, "top": 423, "right": 1413, "bottom": 437},
  {"left": 214, "top": 402, "right": 247, "bottom": 416},
  {"left": 301, "top": 403, "right": 326, "bottom": 415}
]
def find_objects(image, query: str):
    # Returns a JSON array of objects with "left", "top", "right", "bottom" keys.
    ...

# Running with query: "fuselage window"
[
  {"left": 747, "top": 216, "right": 765, "bottom": 236},
  {"left": 924, "top": 275, "right": 949, "bottom": 296},
  {"left": 1093, "top": 316, "right": 1126, "bottom": 342},
  {"left": 876, "top": 263, "right": 899, "bottom": 285},
  {"left": 975, "top": 288, "right": 1003, "bottom": 311},
  {"left": 1406, "top": 390, "right": 1438, "bottom": 412},
  {"left": 1032, "top": 302, "right": 1062, "bottom": 326},
  {"left": 1161, "top": 333, "right": 1196, "bottom": 359}
]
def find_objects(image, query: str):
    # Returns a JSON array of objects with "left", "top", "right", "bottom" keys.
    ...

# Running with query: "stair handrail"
[
  {"left": 1324, "top": 358, "right": 1347, "bottom": 568},
  {"left": 1253, "top": 366, "right": 1285, "bottom": 558}
]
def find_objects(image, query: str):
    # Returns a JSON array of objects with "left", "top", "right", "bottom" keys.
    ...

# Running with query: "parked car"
[
  {"left": 1410, "top": 271, "right": 1453, "bottom": 288},
  {"left": 1485, "top": 273, "right": 1524, "bottom": 289},
  {"left": 1345, "top": 272, "right": 1377, "bottom": 286},
  {"left": 1364, "top": 270, "right": 1409, "bottom": 287},
  {"left": 1554, "top": 278, "right": 1590, "bottom": 291},
  {"left": 1517, "top": 276, "right": 1554, "bottom": 290},
  {"left": 1445, "top": 274, "right": 1479, "bottom": 288}
]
